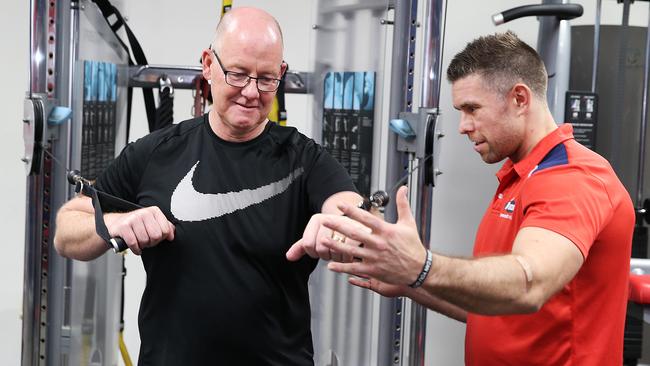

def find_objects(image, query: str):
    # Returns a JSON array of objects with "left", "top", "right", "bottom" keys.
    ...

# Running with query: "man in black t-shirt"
[{"left": 54, "top": 7, "right": 362, "bottom": 365}]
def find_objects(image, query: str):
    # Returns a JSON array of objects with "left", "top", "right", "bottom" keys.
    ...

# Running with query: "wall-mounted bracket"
[
  {"left": 23, "top": 94, "right": 61, "bottom": 176},
  {"left": 393, "top": 108, "right": 444, "bottom": 186}
]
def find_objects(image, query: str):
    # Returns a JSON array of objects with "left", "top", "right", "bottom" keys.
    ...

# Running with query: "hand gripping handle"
[{"left": 109, "top": 237, "right": 129, "bottom": 253}]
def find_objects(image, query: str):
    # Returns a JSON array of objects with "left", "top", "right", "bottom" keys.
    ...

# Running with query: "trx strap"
[
  {"left": 276, "top": 76, "right": 287, "bottom": 125},
  {"left": 118, "top": 331, "right": 133, "bottom": 366},
  {"left": 265, "top": 65, "right": 288, "bottom": 125},
  {"left": 91, "top": 0, "right": 156, "bottom": 139},
  {"left": 118, "top": 256, "right": 132, "bottom": 366},
  {"left": 222, "top": 0, "right": 233, "bottom": 16},
  {"left": 193, "top": 76, "right": 211, "bottom": 117},
  {"left": 155, "top": 75, "right": 174, "bottom": 131},
  {"left": 268, "top": 66, "right": 287, "bottom": 125}
]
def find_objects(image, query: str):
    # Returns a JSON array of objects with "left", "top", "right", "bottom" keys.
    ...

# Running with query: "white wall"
[
  {"left": 4, "top": 1, "right": 650, "bottom": 366},
  {"left": 1, "top": 2, "right": 29, "bottom": 365}
]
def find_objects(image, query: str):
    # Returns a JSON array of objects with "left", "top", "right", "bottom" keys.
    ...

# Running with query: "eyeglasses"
[{"left": 211, "top": 49, "right": 283, "bottom": 93}]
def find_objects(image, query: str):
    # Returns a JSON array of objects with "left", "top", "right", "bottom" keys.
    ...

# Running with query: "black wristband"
[{"left": 409, "top": 249, "right": 433, "bottom": 288}]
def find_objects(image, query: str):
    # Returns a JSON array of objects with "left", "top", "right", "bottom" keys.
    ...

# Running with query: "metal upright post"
[
  {"left": 23, "top": 0, "right": 78, "bottom": 364},
  {"left": 23, "top": 1, "right": 54, "bottom": 365},
  {"left": 384, "top": 1, "right": 415, "bottom": 222},
  {"left": 609, "top": 0, "right": 632, "bottom": 172},
  {"left": 537, "top": 0, "right": 573, "bottom": 124},
  {"left": 591, "top": 0, "right": 602, "bottom": 93},
  {"left": 408, "top": 1, "right": 446, "bottom": 365},
  {"left": 636, "top": 4, "right": 650, "bottom": 209},
  {"left": 48, "top": 0, "right": 78, "bottom": 362},
  {"left": 419, "top": 0, "right": 445, "bottom": 110},
  {"left": 381, "top": 1, "right": 417, "bottom": 364}
]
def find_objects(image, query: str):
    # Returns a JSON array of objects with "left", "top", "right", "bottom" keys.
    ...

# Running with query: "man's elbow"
[
  {"left": 52, "top": 231, "right": 98, "bottom": 261},
  {"left": 510, "top": 289, "right": 550, "bottom": 314},
  {"left": 480, "top": 296, "right": 543, "bottom": 316},
  {"left": 53, "top": 211, "right": 71, "bottom": 258},
  {"left": 52, "top": 204, "right": 97, "bottom": 261},
  {"left": 515, "top": 300, "right": 543, "bottom": 314},
  {"left": 53, "top": 232, "right": 74, "bottom": 259}
]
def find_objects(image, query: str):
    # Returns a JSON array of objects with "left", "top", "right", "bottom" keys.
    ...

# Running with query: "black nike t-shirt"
[{"left": 96, "top": 115, "right": 356, "bottom": 366}]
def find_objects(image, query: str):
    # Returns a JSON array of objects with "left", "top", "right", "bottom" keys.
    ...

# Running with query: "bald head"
[{"left": 211, "top": 7, "right": 284, "bottom": 54}]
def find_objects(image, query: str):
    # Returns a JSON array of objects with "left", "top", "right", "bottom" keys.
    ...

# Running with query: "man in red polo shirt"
[{"left": 302, "top": 31, "right": 635, "bottom": 365}]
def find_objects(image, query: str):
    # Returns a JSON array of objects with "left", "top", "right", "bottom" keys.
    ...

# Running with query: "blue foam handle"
[
  {"left": 48, "top": 106, "right": 73, "bottom": 125},
  {"left": 389, "top": 118, "right": 417, "bottom": 139}
]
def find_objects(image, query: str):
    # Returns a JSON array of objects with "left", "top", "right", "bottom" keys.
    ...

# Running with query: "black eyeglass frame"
[{"left": 211, "top": 49, "right": 285, "bottom": 93}]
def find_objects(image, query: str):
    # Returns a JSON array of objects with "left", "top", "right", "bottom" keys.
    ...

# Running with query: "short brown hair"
[{"left": 446, "top": 31, "right": 547, "bottom": 100}]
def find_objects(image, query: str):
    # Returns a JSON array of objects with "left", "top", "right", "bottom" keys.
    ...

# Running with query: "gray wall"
[{"left": 3, "top": 1, "right": 650, "bottom": 365}]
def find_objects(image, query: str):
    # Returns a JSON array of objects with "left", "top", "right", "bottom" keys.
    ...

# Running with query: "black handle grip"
[
  {"left": 493, "top": 4, "right": 583, "bottom": 25},
  {"left": 109, "top": 237, "right": 129, "bottom": 253},
  {"left": 358, "top": 190, "right": 390, "bottom": 211}
]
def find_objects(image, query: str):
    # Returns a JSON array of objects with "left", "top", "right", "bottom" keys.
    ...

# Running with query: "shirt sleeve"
[
  {"left": 301, "top": 139, "right": 358, "bottom": 213},
  {"left": 519, "top": 165, "right": 615, "bottom": 257}
]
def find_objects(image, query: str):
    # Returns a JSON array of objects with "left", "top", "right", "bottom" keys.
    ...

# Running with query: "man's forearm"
[
  {"left": 422, "top": 254, "right": 542, "bottom": 315},
  {"left": 54, "top": 209, "right": 111, "bottom": 261},
  {"left": 321, "top": 191, "right": 364, "bottom": 215},
  {"left": 406, "top": 286, "right": 467, "bottom": 322}
]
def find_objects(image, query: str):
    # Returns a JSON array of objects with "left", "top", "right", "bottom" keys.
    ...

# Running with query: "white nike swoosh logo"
[{"left": 170, "top": 161, "right": 303, "bottom": 222}]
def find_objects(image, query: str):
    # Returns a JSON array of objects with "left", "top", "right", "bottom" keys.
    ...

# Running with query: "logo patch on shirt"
[
  {"left": 499, "top": 198, "right": 515, "bottom": 220},
  {"left": 170, "top": 161, "right": 304, "bottom": 222}
]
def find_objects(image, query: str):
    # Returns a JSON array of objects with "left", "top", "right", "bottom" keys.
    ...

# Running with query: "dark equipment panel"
[
  {"left": 570, "top": 25, "right": 648, "bottom": 196},
  {"left": 564, "top": 91, "right": 598, "bottom": 149},
  {"left": 570, "top": 25, "right": 650, "bottom": 365}
]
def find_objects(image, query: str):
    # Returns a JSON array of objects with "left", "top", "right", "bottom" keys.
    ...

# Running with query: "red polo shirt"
[{"left": 466, "top": 124, "right": 634, "bottom": 365}]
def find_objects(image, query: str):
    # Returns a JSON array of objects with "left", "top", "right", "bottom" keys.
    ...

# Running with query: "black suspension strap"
[
  {"left": 154, "top": 75, "right": 174, "bottom": 131},
  {"left": 67, "top": 170, "right": 143, "bottom": 253},
  {"left": 193, "top": 76, "right": 211, "bottom": 117},
  {"left": 91, "top": 0, "right": 157, "bottom": 138},
  {"left": 276, "top": 76, "right": 287, "bottom": 125},
  {"left": 41, "top": 145, "right": 142, "bottom": 254}
]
